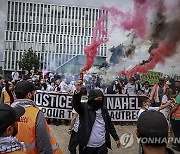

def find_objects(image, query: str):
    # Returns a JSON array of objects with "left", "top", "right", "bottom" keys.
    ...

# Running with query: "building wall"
[{"left": 4, "top": 0, "right": 108, "bottom": 72}]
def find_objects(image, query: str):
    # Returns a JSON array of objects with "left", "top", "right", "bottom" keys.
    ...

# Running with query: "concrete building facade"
[{"left": 4, "top": 0, "right": 108, "bottom": 73}]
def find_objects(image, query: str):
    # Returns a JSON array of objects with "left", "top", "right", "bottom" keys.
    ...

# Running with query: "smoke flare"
[
  {"left": 81, "top": 0, "right": 180, "bottom": 74},
  {"left": 81, "top": 14, "right": 108, "bottom": 72},
  {"left": 121, "top": 4, "right": 180, "bottom": 76},
  {"left": 82, "top": 0, "right": 151, "bottom": 72}
]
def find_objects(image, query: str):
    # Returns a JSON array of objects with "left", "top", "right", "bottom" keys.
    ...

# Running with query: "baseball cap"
[
  {"left": 137, "top": 110, "right": 168, "bottom": 138},
  {"left": 15, "top": 80, "right": 35, "bottom": 97},
  {"left": 0, "top": 104, "right": 25, "bottom": 134}
]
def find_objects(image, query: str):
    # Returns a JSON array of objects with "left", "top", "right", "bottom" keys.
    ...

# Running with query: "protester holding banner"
[
  {"left": 124, "top": 77, "right": 139, "bottom": 95},
  {"left": 0, "top": 104, "right": 26, "bottom": 154},
  {"left": 72, "top": 80, "right": 120, "bottom": 154},
  {"left": 11, "top": 80, "right": 62, "bottom": 154},
  {"left": 54, "top": 79, "right": 62, "bottom": 92},
  {"left": 141, "top": 81, "right": 151, "bottom": 97},
  {"left": 53, "top": 79, "right": 63, "bottom": 125}
]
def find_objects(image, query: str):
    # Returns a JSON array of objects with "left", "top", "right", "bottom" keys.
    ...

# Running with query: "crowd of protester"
[
  {"left": 0, "top": 69, "right": 180, "bottom": 154},
  {"left": 2, "top": 69, "right": 179, "bottom": 96}
]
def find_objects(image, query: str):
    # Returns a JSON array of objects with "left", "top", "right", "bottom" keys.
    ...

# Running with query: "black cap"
[
  {"left": 137, "top": 110, "right": 168, "bottom": 138},
  {"left": 0, "top": 104, "right": 25, "bottom": 134},
  {"left": 15, "top": 80, "right": 35, "bottom": 97},
  {"left": 88, "top": 89, "right": 104, "bottom": 101}
]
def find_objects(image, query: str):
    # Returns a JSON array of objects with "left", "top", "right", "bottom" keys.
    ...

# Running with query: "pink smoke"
[
  {"left": 81, "top": 14, "right": 108, "bottom": 72},
  {"left": 81, "top": 0, "right": 166, "bottom": 72},
  {"left": 120, "top": 40, "right": 176, "bottom": 76},
  {"left": 120, "top": 1, "right": 180, "bottom": 77},
  {"left": 102, "top": 0, "right": 151, "bottom": 39}
]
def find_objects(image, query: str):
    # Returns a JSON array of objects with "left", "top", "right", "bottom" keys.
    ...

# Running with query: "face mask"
[{"left": 88, "top": 100, "right": 103, "bottom": 110}]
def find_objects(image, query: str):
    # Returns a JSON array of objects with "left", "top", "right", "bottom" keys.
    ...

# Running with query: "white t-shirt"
[
  {"left": 46, "top": 84, "right": 54, "bottom": 91},
  {"left": 68, "top": 84, "right": 76, "bottom": 94},
  {"left": 160, "top": 95, "right": 170, "bottom": 118},
  {"left": 72, "top": 109, "right": 79, "bottom": 132},
  {"left": 87, "top": 109, "right": 106, "bottom": 147},
  {"left": 138, "top": 107, "right": 160, "bottom": 119},
  {"left": 72, "top": 99, "right": 88, "bottom": 132},
  {"left": 60, "top": 81, "right": 67, "bottom": 92},
  {"left": 125, "top": 83, "right": 136, "bottom": 95},
  {"left": 12, "top": 72, "right": 19, "bottom": 81},
  {"left": 137, "top": 108, "right": 146, "bottom": 119}
]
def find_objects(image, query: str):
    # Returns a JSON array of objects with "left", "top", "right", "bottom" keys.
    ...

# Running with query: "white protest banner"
[
  {"left": 35, "top": 90, "right": 73, "bottom": 119},
  {"left": 35, "top": 91, "right": 142, "bottom": 121},
  {"left": 104, "top": 94, "right": 141, "bottom": 121}
]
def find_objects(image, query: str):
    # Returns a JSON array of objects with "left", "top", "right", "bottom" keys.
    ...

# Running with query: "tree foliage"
[{"left": 19, "top": 48, "right": 40, "bottom": 72}]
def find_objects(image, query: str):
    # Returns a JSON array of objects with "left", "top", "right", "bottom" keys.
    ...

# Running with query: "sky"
[{"left": 0, "top": 0, "right": 179, "bottom": 76}]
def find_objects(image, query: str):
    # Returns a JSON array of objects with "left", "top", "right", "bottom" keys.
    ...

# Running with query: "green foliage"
[{"left": 19, "top": 48, "right": 40, "bottom": 72}]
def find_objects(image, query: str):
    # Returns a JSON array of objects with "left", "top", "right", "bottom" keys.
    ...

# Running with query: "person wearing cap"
[
  {"left": 167, "top": 94, "right": 180, "bottom": 152},
  {"left": 0, "top": 104, "right": 26, "bottom": 154},
  {"left": 11, "top": 80, "right": 62, "bottom": 154},
  {"left": 137, "top": 110, "right": 175, "bottom": 154},
  {"left": 72, "top": 80, "right": 120, "bottom": 154}
]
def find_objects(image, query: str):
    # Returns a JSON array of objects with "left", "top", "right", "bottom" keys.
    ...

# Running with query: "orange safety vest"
[
  {"left": 16, "top": 106, "right": 63, "bottom": 154},
  {"left": 3, "top": 90, "right": 11, "bottom": 105},
  {"left": 172, "top": 100, "right": 180, "bottom": 118},
  {"left": 3, "top": 90, "right": 16, "bottom": 106},
  {"left": 153, "top": 84, "right": 169, "bottom": 101},
  {"left": 172, "top": 107, "right": 180, "bottom": 118}
]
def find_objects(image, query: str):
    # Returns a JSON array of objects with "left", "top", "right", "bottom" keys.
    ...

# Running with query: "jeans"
[{"left": 68, "top": 130, "right": 79, "bottom": 154}]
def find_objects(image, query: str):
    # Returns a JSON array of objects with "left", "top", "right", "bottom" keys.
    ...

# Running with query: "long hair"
[{"left": 5, "top": 82, "right": 15, "bottom": 105}]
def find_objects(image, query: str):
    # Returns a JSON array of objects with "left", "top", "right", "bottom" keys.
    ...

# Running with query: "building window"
[
  {"left": 13, "top": 41, "right": 16, "bottom": 50},
  {"left": 46, "top": 34, "right": 48, "bottom": 42},
  {"left": 17, "top": 32, "right": 20, "bottom": 40}
]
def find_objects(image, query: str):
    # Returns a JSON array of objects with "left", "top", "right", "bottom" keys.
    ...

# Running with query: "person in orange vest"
[
  {"left": 167, "top": 94, "right": 180, "bottom": 152},
  {"left": 11, "top": 80, "right": 63, "bottom": 154},
  {"left": 150, "top": 77, "right": 169, "bottom": 107},
  {"left": 1, "top": 81, "right": 16, "bottom": 105},
  {"left": 0, "top": 104, "right": 26, "bottom": 154}
]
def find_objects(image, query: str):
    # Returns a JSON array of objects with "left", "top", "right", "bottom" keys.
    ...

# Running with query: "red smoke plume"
[
  {"left": 82, "top": 0, "right": 150, "bottom": 72},
  {"left": 81, "top": 14, "right": 108, "bottom": 72},
  {"left": 121, "top": 5, "right": 180, "bottom": 76},
  {"left": 120, "top": 40, "right": 177, "bottom": 76},
  {"left": 102, "top": 0, "right": 150, "bottom": 39},
  {"left": 82, "top": 0, "right": 179, "bottom": 74}
]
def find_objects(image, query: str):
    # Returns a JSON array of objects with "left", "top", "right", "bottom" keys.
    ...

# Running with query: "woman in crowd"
[{"left": 0, "top": 81, "right": 16, "bottom": 105}]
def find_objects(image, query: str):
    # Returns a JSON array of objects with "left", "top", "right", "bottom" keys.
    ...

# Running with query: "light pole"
[{"left": 171, "top": 65, "right": 175, "bottom": 77}]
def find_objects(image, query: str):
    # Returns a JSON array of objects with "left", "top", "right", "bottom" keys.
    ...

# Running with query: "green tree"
[{"left": 19, "top": 48, "right": 40, "bottom": 72}]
